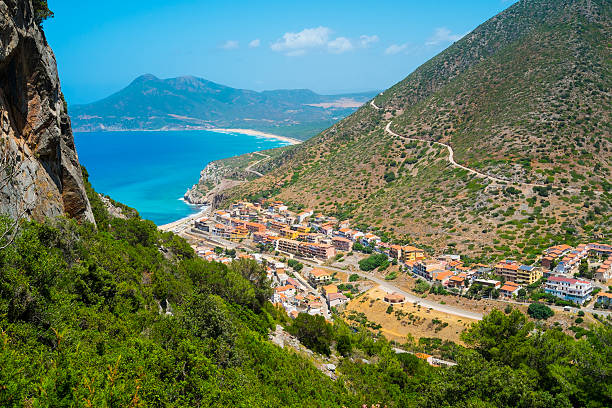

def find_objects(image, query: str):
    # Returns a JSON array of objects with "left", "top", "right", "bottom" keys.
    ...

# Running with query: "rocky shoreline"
[{"left": 183, "top": 161, "right": 250, "bottom": 208}]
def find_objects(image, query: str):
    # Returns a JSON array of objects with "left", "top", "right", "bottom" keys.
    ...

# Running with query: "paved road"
[
  {"left": 300, "top": 261, "right": 483, "bottom": 320},
  {"left": 370, "top": 100, "right": 381, "bottom": 110}
]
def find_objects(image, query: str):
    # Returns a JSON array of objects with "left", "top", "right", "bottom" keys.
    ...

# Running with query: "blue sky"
[{"left": 44, "top": 0, "right": 518, "bottom": 104}]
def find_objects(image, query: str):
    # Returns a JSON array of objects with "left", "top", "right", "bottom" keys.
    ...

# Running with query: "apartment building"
[
  {"left": 516, "top": 265, "right": 542, "bottom": 285},
  {"left": 414, "top": 260, "right": 447, "bottom": 280},
  {"left": 495, "top": 260, "right": 519, "bottom": 282},
  {"left": 545, "top": 276, "right": 593, "bottom": 305}
]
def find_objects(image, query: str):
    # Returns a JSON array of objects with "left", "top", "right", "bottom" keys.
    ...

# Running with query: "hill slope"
[
  {"left": 70, "top": 75, "right": 376, "bottom": 139},
  {"left": 228, "top": 0, "right": 611, "bottom": 261}
]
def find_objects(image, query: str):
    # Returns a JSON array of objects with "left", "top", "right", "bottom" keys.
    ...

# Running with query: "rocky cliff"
[{"left": 0, "top": 0, "right": 94, "bottom": 223}]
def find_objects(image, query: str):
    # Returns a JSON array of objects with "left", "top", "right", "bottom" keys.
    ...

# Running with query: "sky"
[{"left": 44, "top": 0, "right": 518, "bottom": 105}]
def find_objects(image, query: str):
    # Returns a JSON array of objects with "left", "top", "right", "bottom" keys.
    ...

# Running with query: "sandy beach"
[
  {"left": 158, "top": 205, "right": 210, "bottom": 231},
  {"left": 211, "top": 128, "right": 302, "bottom": 145}
]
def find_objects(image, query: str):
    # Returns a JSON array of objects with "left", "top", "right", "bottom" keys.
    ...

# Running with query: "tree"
[
  {"left": 358, "top": 254, "right": 389, "bottom": 271},
  {"left": 528, "top": 303, "right": 554, "bottom": 320},
  {"left": 577, "top": 259, "right": 593, "bottom": 279},
  {"left": 349, "top": 273, "right": 360, "bottom": 282},
  {"left": 517, "top": 288, "right": 527, "bottom": 300},
  {"left": 461, "top": 309, "right": 534, "bottom": 365},
  {"left": 336, "top": 334, "right": 352, "bottom": 357},
  {"left": 288, "top": 313, "right": 333, "bottom": 356},
  {"left": 33, "top": 0, "right": 54, "bottom": 25}
]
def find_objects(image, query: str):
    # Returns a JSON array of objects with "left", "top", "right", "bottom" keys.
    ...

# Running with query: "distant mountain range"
[{"left": 70, "top": 74, "right": 377, "bottom": 140}]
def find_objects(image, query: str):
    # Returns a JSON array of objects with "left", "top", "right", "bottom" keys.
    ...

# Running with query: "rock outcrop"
[
  {"left": 0, "top": 0, "right": 94, "bottom": 223},
  {"left": 183, "top": 161, "right": 248, "bottom": 207}
]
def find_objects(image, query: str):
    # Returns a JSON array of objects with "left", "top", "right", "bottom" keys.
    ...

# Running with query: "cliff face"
[{"left": 0, "top": 0, "right": 94, "bottom": 223}]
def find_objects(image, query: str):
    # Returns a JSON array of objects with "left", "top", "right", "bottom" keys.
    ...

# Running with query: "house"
[
  {"left": 275, "top": 285, "right": 296, "bottom": 298},
  {"left": 414, "top": 260, "right": 447, "bottom": 280},
  {"left": 587, "top": 243, "right": 612, "bottom": 257},
  {"left": 446, "top": 273, "right": 468, "bottom": 289},
  {"left": 194, "top": 218, "right": 210, "bottom": 232},
  {"left": 544, "top": 276, "right": 593, "bottom": 305},
  {"left": 212, "top": 224, "right": 231, "bottom": 239},
  {"left": 495, "top": 260, "right": 519, "bottom": 282},
  {"left": 336, "top": 228, "right": 352, "bottom": 238},
  {"left": 327, "top": 292, "right": 348, "bottom": 308},
  {"left": 516, "top": 265, "right": 542, "bottom": 285},
  {"left": 362, "top": 233, "right": 381, "bottom": 245},
  {"left": 432, "top": 270, "right": 454, "bottom": 286},
  {"left": 499, "top": 282, "right": 522, "bottom": 298},
  {"left": 332, "top": 236, "right": 352, "bottom": 252},
  {"left": 473, "top": 279, "right": 501, "bottom": 289},
  {"left": 594, "top": 256, "right": 612, "bottom": 282},
  {"left": 384, "top": 292, "right": 406, "bottom": 304},
  {"left": 309, "top": 268, "right": 332, "bottom": 287},
  {"left": 320, "top": 224, "right": 334, "bottom": 236},
  {"left": 595, "top": 292, "right": 612, "bottom": 306},
  {"left": 322, "top": 284, "right": 338, "bottom": 296},
  {"left": 389, "top": 245, "right": 403, "bottom": 260},
  {"left": 297, "top": 209, "right": 313, "bottom": 223}
]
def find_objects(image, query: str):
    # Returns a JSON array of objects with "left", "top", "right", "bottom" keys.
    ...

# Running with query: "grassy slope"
[{"left": 227, "top": 0, "right": 611, "bottom": 263}]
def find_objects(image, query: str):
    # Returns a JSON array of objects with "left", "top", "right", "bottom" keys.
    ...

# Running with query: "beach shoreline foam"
[
  {"left": 75, "top": 126, "right": 303, "bottom": 145},
  {"left": 208, "top": 128, "right": 302, "bottom": 145}
]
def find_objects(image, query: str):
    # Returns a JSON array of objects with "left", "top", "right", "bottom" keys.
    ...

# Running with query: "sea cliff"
[{"left": 0, "top": 0, "right": 93, "bottom": 223}]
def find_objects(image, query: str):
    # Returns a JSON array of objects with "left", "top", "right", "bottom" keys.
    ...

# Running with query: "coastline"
[
  {"left": 75, "top": 126, "right": 303, "bottom": 145},
  {"left": 157, "top": 205, "right": 209, "bottom": 231},
  {"left": 210, "top": 128, "right": 302, "bottom": 145}
]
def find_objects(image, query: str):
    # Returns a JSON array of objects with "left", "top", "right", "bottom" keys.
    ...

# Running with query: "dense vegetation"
[{"left": 0, "top": 171, "right": 610, "bottom": 406}]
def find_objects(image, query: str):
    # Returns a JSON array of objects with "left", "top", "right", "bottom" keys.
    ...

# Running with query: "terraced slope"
[{"left": 226, "top": 0, "right": 611, "bottom": 262}]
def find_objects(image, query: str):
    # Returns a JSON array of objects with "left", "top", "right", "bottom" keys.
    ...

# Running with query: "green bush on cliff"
[{"left": 33, "top": 0, "right": 54, "bottom": 25}]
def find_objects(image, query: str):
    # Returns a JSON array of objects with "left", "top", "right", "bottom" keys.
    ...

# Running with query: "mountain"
[
  {"left": 70, "top": 75, "right": 377, "bottom": 139},
  {"left": 0, "top": 0, "right": 93, "bottom": 223},
  {"left": 223, "top": 0, "right": 611, "bottom": 261}
]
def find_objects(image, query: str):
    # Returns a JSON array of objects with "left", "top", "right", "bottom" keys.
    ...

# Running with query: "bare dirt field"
[{"left": 343, "top": 287, "right": 476, "bottom": 344}]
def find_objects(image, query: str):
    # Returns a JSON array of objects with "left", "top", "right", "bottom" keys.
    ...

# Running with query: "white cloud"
[
  {"left": 249, "top": 39, "right": 261, "bottom": 48},
  {"left": 359, "top": 34, "right": 379, "bottom": 48},
  {"left": 271, "top": 26, "right": 332, "bottom": 55},
  {"left": 425, "top": 27, "right": 465, "bottom": 46},
  {"left": 384, "top": 43, "right": 408, "bottom": 55},
  {"left": 220, "top": 40, "right": 239, "bottom": 50},
  {"left": 328, "top": 37, "right": 353, "bottom": 54}
]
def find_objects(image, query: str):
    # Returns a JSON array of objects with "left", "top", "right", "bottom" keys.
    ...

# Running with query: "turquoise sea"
[{"left": 74, "top": 130, "right": 289, "bottom": 225}]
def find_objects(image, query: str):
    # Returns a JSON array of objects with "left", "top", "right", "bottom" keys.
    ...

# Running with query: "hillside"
[
  {"left": 70, "top": 75, "right": 376, "bottom": 139},
  {"left": 226, "top": 0, "right": 611, "bottom": 262}
]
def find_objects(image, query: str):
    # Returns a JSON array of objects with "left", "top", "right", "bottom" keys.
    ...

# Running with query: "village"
[{"left": 168, "top": 198, "right": 612, "bottom": 345}]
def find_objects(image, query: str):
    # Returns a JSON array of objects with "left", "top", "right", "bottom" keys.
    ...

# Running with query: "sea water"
[{"left": 74, "top": 130, "right": 288, "bottom": 225}]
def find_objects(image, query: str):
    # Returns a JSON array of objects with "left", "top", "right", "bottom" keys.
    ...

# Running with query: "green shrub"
[{"left": 528, "top": 303, "right": 554, "bottom": 320}]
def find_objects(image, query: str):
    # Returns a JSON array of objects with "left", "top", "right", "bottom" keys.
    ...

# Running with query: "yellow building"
[
  {"left": 401, "top": 246, "right": 426, "bottom": 262},
  {"left": 280, "top": 228, "right": 299, "bottom": 240},
  {"left": 516, "top": 265, "right": 543, "bottom": 285},
  {"left": 230, "top": 226, "right": 249, "bottom": 242}
]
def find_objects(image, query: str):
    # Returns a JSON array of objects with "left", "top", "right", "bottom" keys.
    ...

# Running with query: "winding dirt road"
[
  {"left": 370, "top": 99, "right": 548, "bottom": 188},
  {"left": 244, "top": 152, "right": 270, "bottom": 177}
]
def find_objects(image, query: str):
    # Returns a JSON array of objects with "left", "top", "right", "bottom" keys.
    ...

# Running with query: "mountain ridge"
[
  {"left": 222, "top": 0, "right": 611, "bottom": 261},
  {"left": 70, "top": 74, "right": 377, "bottom": 139}
]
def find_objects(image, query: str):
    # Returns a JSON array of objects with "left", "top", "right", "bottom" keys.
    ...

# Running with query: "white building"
[{"left": 544, "top": 276, "right": 592, "bottom": 305}]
